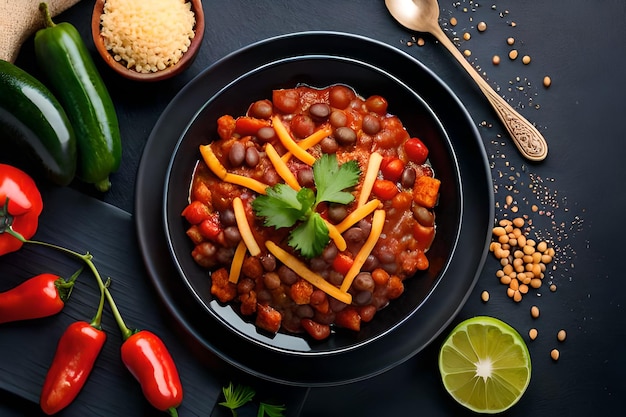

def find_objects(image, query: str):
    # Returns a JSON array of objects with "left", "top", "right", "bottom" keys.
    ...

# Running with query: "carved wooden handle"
[{"left": 434, "top": 27, "right": 548, "bottom": 161}]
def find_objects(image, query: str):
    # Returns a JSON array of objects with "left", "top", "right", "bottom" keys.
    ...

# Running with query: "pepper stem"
[
  {"left": 90, "top": 277, "right": 110, "bottom": 330},
  {"left": 168, "top": 407, "right": 179, "bottom": 417},
  {"left": 54, "top": 266, "right": 83, "bottom": 302},
  {"left": 39, "top": 3, "right": 56, "bottom": 28},
  {"left": 6, "top": 226, "right": 135, "bottom": 340}
]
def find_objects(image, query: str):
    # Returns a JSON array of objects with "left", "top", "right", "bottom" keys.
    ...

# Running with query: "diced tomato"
[
  {"left": 332, "top": 252, "right": 354, "bottom": 275},
  {"left": 272, "top": 89, "right": 300, "bottom": 113},
  {"left": 413, "top": 222, "right": 435, "bottom": 249},
  {"left": 301, "top": 319, "right": 331, "bottom": 340},
  {"left": 290, "top": 279, "right": 313, "bottom": 305},
  {"left": 256, "top": 304, "right": 282, "bottom": 334},
  {"left": 198, "top": 214, "right": 222, "bottom": 240},
  {"left": 234, "top": 116, "right": 270, "bottom": 136},
  {"left": 380, "top": 157, "right": 405, "bottom": 182},
  {"left": 404, "top": 137, "right": 429, "bottom": 164},
  {"left": 217, "top": 115, "right": 236, "bottom": 140},
  {"left": 181, "top": 201, "right": 211, "bottom": 225},
  {"left": 335, "top": 308, "right": 361, "bottom": 331},
  {"left": 372, "top": 179, "right": 399, "bottom": 200}
]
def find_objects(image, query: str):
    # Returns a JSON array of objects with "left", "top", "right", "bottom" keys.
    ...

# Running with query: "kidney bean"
[
  {"left": 262, "top": 168, "right": 280, "bottom": 185},
  {"left": 248, "top": 99, "right": 273, "bottom": 119},
  {"left": 329, "top": 297, "right": 348, "bottom": 312},
  {"left": 329, "top": 110, "right": 347, "bottom": 127},
  {"left": 413, "top": 205, "right": 435, "bottom": 227},
  {"left": 297, "top": 166, "right": 314, "bottom": 187},
  {"left": 263, "top": 272, "right": 281, "bottom": 290},
  {"left": 401, "top": 166, "right": 417, "bottom": 188},
  {"left": 278, "top": 265, "right": 298, "bottom": 285},
  {"left": 219, "top": 209, "right": 236, "bottom": 226},
  {"left": 260, "top": 253, "right": 276, "bottom": 271},
  {"left": 296, "top": 304, "right": 315, "bottom": 319},
  {"left": 334, "top": 126, "right": 357, "bottom": 146},
  {"left": 320, "top": 136, "right": 338, "bottom": 153},
  {"left": 291, "top": 114, "right": 315, "bottom": 138},
  {"left": 223, "top": 226, "right": 241, "bottom": 245},
  {"left": 354, "top": 290, "right": 373, "bottom": 306},
  {"left": 353, "top": 272, "right": 375, "bottom": 292},
  {"left": 228, "top": 142, "right": 245, "bottom": 166},
  {"left": 256, "top": 126, "right": 276, "bottom": 142},
  {"left": 309, "top": 103, "right": 331, "bottom": 122},
  {"left": 327, "top": 204, "right": 348, "bottom": 223},
  {"left": 245, "top": 146, "right": 260, "bottom": 167},
  {"left": 362, "top": 113, "right": 381, "bottom": 135}
]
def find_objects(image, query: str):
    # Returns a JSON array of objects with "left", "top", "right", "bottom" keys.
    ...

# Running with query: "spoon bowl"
[{"left": 385, "top": 0, "right": 548, "bottom": 161}]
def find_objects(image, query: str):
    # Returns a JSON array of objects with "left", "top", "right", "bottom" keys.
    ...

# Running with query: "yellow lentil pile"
[
  {"left": 490, "top": 216, "right": 555, "bottom": 302},
  {"left": 100, "top": 0, "right": 196, "bottom": 73}
]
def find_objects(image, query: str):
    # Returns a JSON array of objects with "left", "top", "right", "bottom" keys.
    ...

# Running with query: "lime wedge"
[{"left": 438, "top": 316, "right": 531, "bottom": 414}]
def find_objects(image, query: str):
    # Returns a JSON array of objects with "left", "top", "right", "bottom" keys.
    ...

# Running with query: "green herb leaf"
[
  {"left": 288, "top": 212, "right": 329, "bottom": 259},
  {"left": 252, "top": 183, "right": 307, "bottom": 228},
  {"left": 313, "top": 154, "right": 360, "bottom": 205},
  {"left": 219, "top": 382, "right": 256, "bottom": 416},
  {"left": 258, "top": 402, "right": 287, "bottom": 417}
]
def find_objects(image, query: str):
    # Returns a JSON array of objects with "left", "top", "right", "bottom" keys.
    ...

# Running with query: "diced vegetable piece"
[
  {"left": 412, "top": 176, "right": 441, "bottom": 209},
  {"left": 255, "top": 303, "right": 282, "bottom": 334}
]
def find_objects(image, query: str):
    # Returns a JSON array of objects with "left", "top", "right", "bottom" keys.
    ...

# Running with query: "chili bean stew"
[{"left": 182, "top": 85, "right": 441, "bottom": 341}]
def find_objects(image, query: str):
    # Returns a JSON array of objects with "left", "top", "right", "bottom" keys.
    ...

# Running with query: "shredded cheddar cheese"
[
  {"left": 340, "top": 209, "right": 386, "bottom": 292},
  {"left": 223, "top": 173, "right": 268, "bottom": 195},
  {"left": 335, "top": 198, "right": 381, "bottom": 233},
  {"left": 281, "top": 126, "right": 332, "bottom": 163},
  {"left": 229, "top": 240, "right": 248, "bottom": 283},
  {"left": 233, "top": 197, "right": 261, "bottom": 256},
  {"left": 265, "top": 241, "right": 352, "bottom": 304},
  {"left": 324, "top": 220, "right": 347, "bottom": 252},
  {"left": 357, "top": 152, "right": 383, "bottom": 207},
  {"left": 200, "top": 144, "right": 268, "bottom": 194},
  {"left": 271, "top": 115, "right": 316, "bottom": 166},
  {"left": 265, "top": 143, "right": 301, "bottom": 190}
]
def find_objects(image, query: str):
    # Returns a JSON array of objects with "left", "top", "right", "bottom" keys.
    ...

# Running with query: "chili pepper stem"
[
  {"left": 169, "top": 407, "right": 179, "bottom": 417},
  {"left": 55, "top": 266, "right": 83, "bottom": 302},
  {"left": 91, "top": 277, "right": 110, "bottom": 330},
  {"left": 5, "top": 225, "right": 134, "bottom": 339},
  {"left": 39, "top": 3, "right": 56, "bottom": 28}
]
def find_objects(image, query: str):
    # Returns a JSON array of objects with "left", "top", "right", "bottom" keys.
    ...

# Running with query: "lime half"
[{"left": 438, "top": 316, "right": 531, "bottom": 414}]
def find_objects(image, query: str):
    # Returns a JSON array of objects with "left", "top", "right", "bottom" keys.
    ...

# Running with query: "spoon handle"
[{"left": 431, "top": 26, "right": 548, "bottom": 161}]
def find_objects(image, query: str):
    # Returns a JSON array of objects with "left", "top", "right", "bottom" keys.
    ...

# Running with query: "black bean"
[
  {"left": 228, "top": 142, "right": 245, "bottom": 166},
  {"left": 413, "top": 205, "right": 435, "bottom": 227},
  {"left": 362, "top": 113, "right": 381, "bottom": 135},
  {"left": 329, "top": 297, "right": 347, "bottom": 312},
  {"left": 327, "top": 270, "right": 344, "bottom": 286},
  {"left": 245, "top": 146, "right": 260, "bottom": 167},
  {"left": 278, "top": 265, "right": 298, "bottom": 285},
  {"left": 263, "top": 272, "right": 281, "bottom": 290},
  {"left": 297, "top": 167, "right": 314, "bottom": 187},
  {"left": 260, "top": 253, "right": 277, "bottom": 271},
  {"left": 344, "top": 227, "right": 365, "bottom": 243},
  {"left": 263, "top": 168, "right": 280, "bottom": 185},
  {"left": 401, "top": 166, "right": 417, "bottom": 188},
  {"left": 216, "top": 247, "right": 234, "bottom": 264},
  {"left": 248, "top": 99, "right": 273, "bottom": 119},
  {"left": 220, "top": 209, "right": 236, "bottom": 226},
  {"left": 296, "top": 304, "right": 315, "bottom": 319},
  {"left": 237, "top": 278, "right": 255, "bottom": 294},
  {"left": 322, "top": 244, "right": 338, "bottom": 263},
  {"left": 377, "top": 248, "right": 396, "bottom": 264},
  {"left": 256, "top": 126, "right": 276, "bottom": 142},
  {"left": 320, "top": 136, "right": 338, "bottom": 154},
  {"left": 223, "top": 226, "right": 241, "bottom": 245},
  {"left": 361, "top": 254, "right": 379, "bottom": 272},
  {"left": 329, "top": 110, "right": 347, "bottom": 127},
  {"left": 353, "top": 272, "right": 375, "bottom": 292},
  {"left": 354, "top": 290, "right": 373, "bottom": 306},
  {"left": 327, "top": 204, "right": 348, "bottom": 223},
  {"left": 309, "top": 257, "right": 327, "bottom": 272},
  {"left": 334, "top": 126, "right": 357, "bottom": 146},
  {"left": 309, "top": 103, "right": 331, "bottom": 122}
]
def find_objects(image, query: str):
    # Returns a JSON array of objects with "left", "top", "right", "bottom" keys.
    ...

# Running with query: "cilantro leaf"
[
  {"left": 288, "top": 212, "right": 329, "bottom": 259},
  {"left": 313, "top": 154, "right": 360, "bottom": 205},
  {"left": 251, "top": 183, "right": 307, "bottom": 228},
  {"left": 219, "top": 382, "right": 255, "bottom": 416},
  {"left": 258, "top": 402, "right": 287, "bottom": 417}
]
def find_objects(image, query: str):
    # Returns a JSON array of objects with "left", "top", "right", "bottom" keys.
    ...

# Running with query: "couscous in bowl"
[{"left": 91, "top": 0, "right": 204, "bottom": 82}]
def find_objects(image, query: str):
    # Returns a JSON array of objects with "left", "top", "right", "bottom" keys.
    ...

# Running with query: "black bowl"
[{"left": 137, "top": 31, "right": 493, "bottom": 385}]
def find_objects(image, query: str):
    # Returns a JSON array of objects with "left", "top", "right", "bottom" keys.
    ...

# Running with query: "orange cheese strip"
[
  {"left": 265, "top": 143, "right": 301, "bottom": 191},
  {"left": 233, "top": 197, "right": 261, "bottom": 256},
  {"left": 340, "top": 209, "right": 386, "bottom": 292},
  {"left": 271, "top": 115, "right": 316, "bottom": 166},
  {"left": 223, "top": 173, "right": 268, "bottom": 195},
  {"left": 281, "top": 126, "right": 332, "bottom": 163},
  {"left": 335, "top": 199, "right": 381, "bottom": 233},
  {"left": 324, "top": 220, "right": 347, "bottom": 252},
  {"left": 199, "top": 144, "right": 227, "bottom": 179},
  {"left": 229, "top": 240, "right": 247, "bottom": 283},
  {"left": 357, "top": 152, "right": 383, "bottom": 207},
  {"left": 265, "top": 241, "right": 352, "bottom": 304}
]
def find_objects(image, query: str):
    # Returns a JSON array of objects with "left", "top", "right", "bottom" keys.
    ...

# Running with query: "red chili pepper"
[
  {"left": 121, "top": 330, "right": 183, "bottom": 415},
  {"left": 0, "top": 269, "right": 79, "bottom": 324},
  {"left": 39, "top": 278, "right": 108, "bottom": 415},
  {"left": 0, "top": 164, "right": 43, "bottom": 255}
]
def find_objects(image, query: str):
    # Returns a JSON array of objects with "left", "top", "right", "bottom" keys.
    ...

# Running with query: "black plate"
[{"left": 135, "top": 31, "right": 493, "bottom": 386}]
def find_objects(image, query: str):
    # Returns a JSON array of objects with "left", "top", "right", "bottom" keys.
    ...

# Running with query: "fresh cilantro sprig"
[
  {"left": 219, "top": 382, "right": 286, "bottom": 417},
  {"left": 252, "top": 154, "right": 360, "bottom": 258}
]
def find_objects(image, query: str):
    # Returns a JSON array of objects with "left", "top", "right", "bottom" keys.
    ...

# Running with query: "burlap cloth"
[{"left": 1, "top": 0, "right": 82, "bottom": 63}]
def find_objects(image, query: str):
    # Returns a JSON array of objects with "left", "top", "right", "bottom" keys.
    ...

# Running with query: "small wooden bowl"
[{"left": 91, "top": 0, "right": 205, "bottom": 82}]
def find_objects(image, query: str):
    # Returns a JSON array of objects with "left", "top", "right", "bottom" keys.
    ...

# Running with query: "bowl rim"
[
  {"left": 90, "top": 0, "right": 205, "bottom": 82},
  {"left": 134, "top": 30, "right": 494, "bottom": 386}
]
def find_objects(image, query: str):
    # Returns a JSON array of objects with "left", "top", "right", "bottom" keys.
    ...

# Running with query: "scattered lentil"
[
  {"left": 557, "top": 329, "right": 567, "bottom": 342},
  {"left": 507, "top": 37, "right": 515, "bottom": 45},
  {"left": 491, "top": 55, "right": 501, "bottom": 65},
  {"left": 529, "top": 328, "right": 538, "bottom": 340},
  {"left": 481, "top": 290, "right": 490, "bottom": 302},
  {"left": 463, "top": 49, "right": 472, "bottom": 57},
  {"left": 530, "top": 305, "right": 540, "bottom": 318},
  {"left": 522, "top": 55, "right": 531, "bottom": 65},
  {"left": 477, "top": 21, "right": 487, "bottom": 32},
  {"left": 550, "top": 348, "right": 560, "bottom": 361},
  {"left": 509, "top": 49, "right": 519, "bottom": 60},
  {"left": 543, "top": 75, "right": 552, "bottom": 88},
  {"left": 450, "top": 17, "right": 458, "bottom": 26},
  {"left": 463, "top": 32, "right": 471, "bottom": 41}
]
